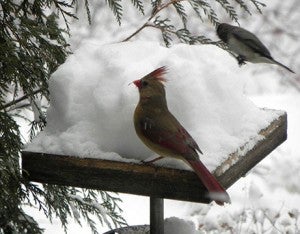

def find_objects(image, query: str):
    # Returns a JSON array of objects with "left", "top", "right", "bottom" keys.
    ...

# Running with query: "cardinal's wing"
[{"left": 138, "top": 114, "right": 203, "bottom": 156}]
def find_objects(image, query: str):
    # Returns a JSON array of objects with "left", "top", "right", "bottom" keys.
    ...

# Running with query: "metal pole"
[{"left": 150, "top": 196, "right": 164, "bottom": 234}]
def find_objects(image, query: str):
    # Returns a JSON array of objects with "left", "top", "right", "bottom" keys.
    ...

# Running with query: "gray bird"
[{"left": 217, "top": 23, "right": 295, "bottom": 73}]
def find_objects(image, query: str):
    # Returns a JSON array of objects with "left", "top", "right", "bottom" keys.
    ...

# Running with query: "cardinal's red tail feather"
[{"left": 187, "top": 160, "right": 231, "bottom": 205}]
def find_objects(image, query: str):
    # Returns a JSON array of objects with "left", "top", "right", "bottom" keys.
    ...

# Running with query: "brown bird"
[{"left": 132, "top": 67, "right": 230, "bottom": 205}]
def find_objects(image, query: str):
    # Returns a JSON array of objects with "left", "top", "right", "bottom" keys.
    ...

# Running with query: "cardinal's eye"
[{"left": 142, "top": 80, "right": 148, "bottom": 87}]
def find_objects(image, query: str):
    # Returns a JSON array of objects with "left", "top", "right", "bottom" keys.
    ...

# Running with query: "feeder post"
[{"left": 150, "top": 196, "right": 164, "bottom": 234}]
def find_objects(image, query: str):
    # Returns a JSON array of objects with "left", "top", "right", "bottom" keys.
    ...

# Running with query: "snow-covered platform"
[
  {"left": 21, "top": 42, "right": 287, "bottom": 205},
  {"left": 22, "top": 109, "right": 286, "bottom": 203},
  {"left": 21, "top": 42, "right": 287, "bottom": 232}
]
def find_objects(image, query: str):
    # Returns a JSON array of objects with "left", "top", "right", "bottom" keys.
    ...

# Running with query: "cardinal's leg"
[{"left": 141, "top": 156, "right": 163, "bottom": 165}]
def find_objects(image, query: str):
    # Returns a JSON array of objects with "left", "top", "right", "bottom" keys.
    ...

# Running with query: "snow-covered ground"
[{"left": 26, "top": 1, "right": 300, "bottom": 233}]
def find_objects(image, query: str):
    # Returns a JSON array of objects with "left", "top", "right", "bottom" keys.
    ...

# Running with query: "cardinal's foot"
[{"left": 141, "top": 156, "right": 163, "bottom": 165}]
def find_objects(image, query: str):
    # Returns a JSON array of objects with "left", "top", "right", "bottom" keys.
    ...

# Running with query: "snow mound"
[
  {"left": 26, "top": 41, "right": 279, "bottom": 170},
  {"left": 102, "top": 217, "right": 200, "bottom": 234},
  {"left": 164, "top": 217, "right": 201, "bottom": 234}
]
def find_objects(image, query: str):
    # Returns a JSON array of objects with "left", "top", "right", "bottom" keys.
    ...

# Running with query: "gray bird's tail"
[{"left": 271, "top": 58, "right": 295, "bottom": 73}]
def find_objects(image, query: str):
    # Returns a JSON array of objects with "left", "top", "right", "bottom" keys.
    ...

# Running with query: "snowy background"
[{"left": 24, "top": 1, "right": 300, "bottom": 233}]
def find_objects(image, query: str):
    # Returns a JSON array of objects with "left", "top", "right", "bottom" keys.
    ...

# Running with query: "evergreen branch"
[
  {"left": 67, "top": 190, "right": 127, "bottom": 232},
  {"left": 1, "top": 1, "right": 126, "bottom": 233},
  {"left": 122, "top": 0, "right": 183, "bottom": 42},
  {"left": 146, "top": 22, "right": 232, "bottom": 49},
  {"left": 210, "top": 40, "right": 240, "bottom": 59},
  {"left": 121, "top": 23, "right": 149, "bottom": 42},
  {"left": 153, "top": 16, "right": 175, "bottom": 46},
  {"left": 250, "top": 0, "right": 266, "bottom": 14},
  {"left": 151, "top": 0, "right": 162, "bottom": 8},
  {"left": 175, "top": 29, "right": 193, "bottom": 43},
  {"left": 233, "top": 0, "right": 252, "bottom": 15},
  {"left": 189, "top": 0, "right": 219, "bottom": 26},
  {"left": 204, "top": 0, "right": 219, "bottom": 25},
  {"left": 215, "top": 0, "right": 239, "bottom": 23},
  {"left": 157, "top": 0, "right": 185, "bottom": 15},
  {"left": 173, "top": 2, "right": 187, "bottom": 27},
  {"left": 131, "top": 0, "right": 145, "bottom": 15},
  {"left": 106, "top": 0, "right": 123, "bottom": 25},
  {"left": 52, "top": 0, "right": 78, "bottom": 30},
  {"left": 1, "top": 88, "right": 46, "bottom": 111},
  {"left": 147, "top": 23, "right": 214, "bottom": 46},
  {"left": 84, "top": 0, "right": 92, "bottom": 24},
  {"left": 189, "top": 1, "right": 204, "bottom": 22},
  {"left": 175, "top": 28, "right": 213, "bottom": 44}
]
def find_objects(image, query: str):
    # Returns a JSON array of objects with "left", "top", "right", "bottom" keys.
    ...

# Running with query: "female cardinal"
[
  {"left": 132, "top": 67, "right": 230, "bottom": 205},
  {"left": 216, "top": 23, "right": 294, "bottom": 73}
]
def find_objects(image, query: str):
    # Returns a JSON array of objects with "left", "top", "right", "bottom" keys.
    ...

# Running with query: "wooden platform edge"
[
  {"left": 215, "top": 111, "right": 287, "bottom": 188},
  {"left": 21, "top": 111, "right": 287, "bottom": 203}
]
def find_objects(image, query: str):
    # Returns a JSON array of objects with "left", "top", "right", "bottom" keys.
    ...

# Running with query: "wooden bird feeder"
[{"left": 22, "top": 110, "right": 287, "bottom": 234}]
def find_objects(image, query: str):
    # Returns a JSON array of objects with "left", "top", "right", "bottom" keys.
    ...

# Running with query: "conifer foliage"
[
  {"left": 0, "top": 0, "right": 265, "bottom": 233},
  {"left": 121, "top": 0, "right": 265, "bottom": 47},
  {"left": 0, "top": 1, "right": 126, "bottom": 233}
]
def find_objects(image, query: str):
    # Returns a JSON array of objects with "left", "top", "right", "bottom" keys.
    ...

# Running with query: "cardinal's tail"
[{"left": 187, "top": 159, "right": 231, "bottom": 205}]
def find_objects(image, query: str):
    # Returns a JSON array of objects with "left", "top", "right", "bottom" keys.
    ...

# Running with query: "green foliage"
[
  {"left": 106, "top": 0, "right": 123, "bottom": 25},
  {"left": 153, "top": 16, "right": 175, "bottom": 47},
  {"left": 84, "top": 0, "right": 92, "bottom": 24},
  {"left": 173, "top": 2, "right": 187, "bottom": 27},
  {"left": 120, "top": 0, "right": 266, "bottom": 47},
  {"left": 131, "top": 0, "right": 145, "bottom": 15},
  {"left": 40, "top": 185, "right": 126, "bottom": 234},
  {"left": 234, "top": 0, "right": 252, "bottom": 15},
  {"left": 250, "top": 0, "right": 266, "bottom": 14},
  {"left": 0, "top": 1, "right": 126, "bottom": 233},
  {"left": 215, "top": 0, "right": 239, "bottom": 23}
]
